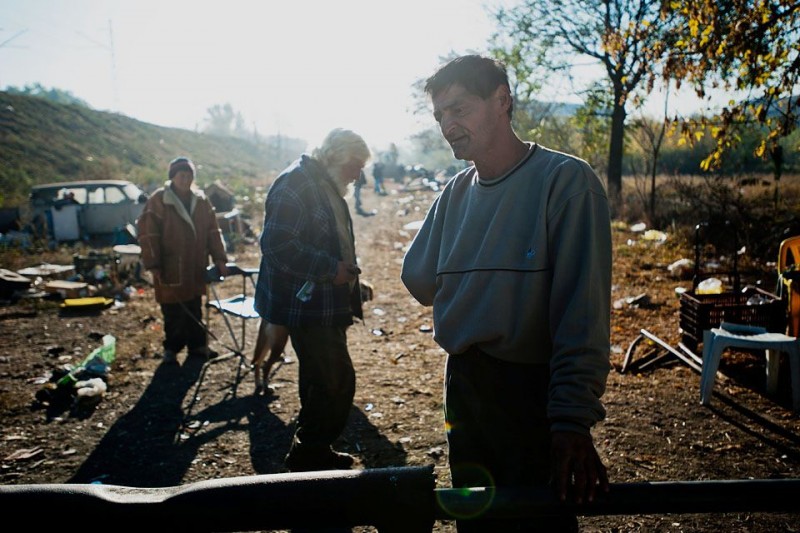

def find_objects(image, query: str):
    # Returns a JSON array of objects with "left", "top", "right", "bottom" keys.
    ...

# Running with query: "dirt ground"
[{"left": 2, "top": 180, "right": 800, "bottom": 532}]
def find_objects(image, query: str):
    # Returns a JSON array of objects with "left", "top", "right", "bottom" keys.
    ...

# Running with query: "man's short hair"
[{"left": 424, "top": 55, "right": 513, "bottom": 117}]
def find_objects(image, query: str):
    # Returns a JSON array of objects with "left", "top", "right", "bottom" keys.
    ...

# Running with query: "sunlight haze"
[{"left": 0, "top": 0, "right": 508, "bottom": 150}]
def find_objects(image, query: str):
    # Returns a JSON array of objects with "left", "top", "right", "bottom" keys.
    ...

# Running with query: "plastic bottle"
[
  {"left": 56, "top": 335, "right": 116, "bottom": 387},
  {"left": 296, "top": 281, "right": 315, "bottom": 302}
]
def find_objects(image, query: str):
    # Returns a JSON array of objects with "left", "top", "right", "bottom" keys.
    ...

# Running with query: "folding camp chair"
[{"left": 187, "top": 263, "right": 260, "bottom": 413}]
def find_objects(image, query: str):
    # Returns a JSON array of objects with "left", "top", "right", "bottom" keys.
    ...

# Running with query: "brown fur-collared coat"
[{"left": 137, "top": 183, "right": 227, "bottom": 304}]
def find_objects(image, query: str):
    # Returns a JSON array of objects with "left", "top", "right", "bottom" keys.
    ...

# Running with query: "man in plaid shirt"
[{"left": 255, "top": 128, "right": 370, "bottom": 472}]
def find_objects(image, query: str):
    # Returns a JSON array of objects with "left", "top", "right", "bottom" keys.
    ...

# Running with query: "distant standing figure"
[
  {"left": 353, "top": 169, "right": 370, "bottom": 216},
  {"left": 137, "top": 156, "right": 230, "bottom": 365},
  {"left": 372, "top": 161, "right": 386, "bottom": 195},
  {"left": 401, "top": 55, "right": 612, "bottom": 532},
  {"left": 254, "top": 128, "right": 370, "bottom": 472}
]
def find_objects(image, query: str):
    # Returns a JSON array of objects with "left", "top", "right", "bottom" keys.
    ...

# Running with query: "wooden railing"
[{"left": 3, "top": 466, "right": 800, "bottom": 532}]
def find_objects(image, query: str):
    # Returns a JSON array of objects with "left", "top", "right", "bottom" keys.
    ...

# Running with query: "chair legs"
[
  {"left": 701, "top": 330, "right": 800, "bottom": 411},
  {"left": 700, "top": 330, "right": 723, "bottom": 406},
  {"left": 766, "top": 349, "right": 781, "bottom": 395},
  {"left": 788, "top": 345, "right": 800, "bottom": 411}
]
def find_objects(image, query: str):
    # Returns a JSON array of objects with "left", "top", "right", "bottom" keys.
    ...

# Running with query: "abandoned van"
[{"left": 29, "top": 180, "right": 148, "bottom": 241}]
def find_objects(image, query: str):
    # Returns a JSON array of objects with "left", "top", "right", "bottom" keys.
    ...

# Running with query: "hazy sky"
[
  {"left": 1, "top": 0, "right": 715, "bottom": 152},
  {"left": 0, "top": 0, "right": 522, "bottom": 149}
]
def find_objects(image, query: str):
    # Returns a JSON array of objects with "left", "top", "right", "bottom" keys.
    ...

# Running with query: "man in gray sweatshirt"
[{"left": 401, "top": 55, "right": 612, "bottom": 532}]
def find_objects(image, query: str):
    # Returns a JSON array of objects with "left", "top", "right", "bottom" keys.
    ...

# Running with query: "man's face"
[
  {"left": 331, "top": 158, "right": 365, "bottom": 195},
  {"left": 431, "top": 83, "right": 506, "bottom": 162},
  {"left": 172, "top": 169, "right": 194, "bottom": 194}
]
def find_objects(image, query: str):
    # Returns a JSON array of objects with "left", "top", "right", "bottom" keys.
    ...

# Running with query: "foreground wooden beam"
[
  {"left": 0, "top": 466, "right": 436, "bottom": 532},
  {"left": 436, "top": 478, "right": 800, "bottom": 520},
  {"left": 2, "top": 466, "right": 800, "bottom": 532}
]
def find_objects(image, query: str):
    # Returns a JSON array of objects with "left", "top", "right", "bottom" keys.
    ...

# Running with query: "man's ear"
[{"left": 495, "top": 85, "right": 512, "bottom": 113}]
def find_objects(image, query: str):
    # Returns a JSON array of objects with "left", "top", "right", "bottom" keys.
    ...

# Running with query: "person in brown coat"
[{"left": 137, "top": 156, "right": 230, "bottom": 364}]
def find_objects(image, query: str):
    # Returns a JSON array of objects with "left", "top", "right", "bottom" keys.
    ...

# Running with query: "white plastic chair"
[{"left": 700, "top": 323, "right": 800, "bottom": 411}]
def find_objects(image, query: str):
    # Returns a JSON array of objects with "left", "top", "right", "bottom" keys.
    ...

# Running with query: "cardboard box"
[{"left": 44, "top": 280, "right": 91, "bottom": 299}]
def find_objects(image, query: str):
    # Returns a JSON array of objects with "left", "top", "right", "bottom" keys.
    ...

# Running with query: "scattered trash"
[
  {"left": 372, "top": 308, "right": 386, "bottom": 316},
  {"left": 3, "top": 446, "right": 44, "bottom": 462},
  {"left": 667, "top": 258, "right": 694, "bottom": 280},
  {"left": 696, "top": 277, "right": 723, "bottom": 295},
  {"left": 642, "top": 230, "right": 668, "bottom": 243},
  {"left": 0, "top": 268, "right": 32, "bottom": 299},
  {"left": 402, "top": 220, "right": 425, "bottom": 232},
  {"left": 626, "top": 294, "right": 650, "bottom": 307},
  {"left": 46, "top": 345, "right": 66, "bottom": 356},
  {"left": 747, "top": 293, "right": 772, "bottom": 305},
  {"left": 17, "top": 263, "right": 75, "bottom": 279},
  {"left": 419, "top": 324, "right": 432, "bottom": 333},
  {"left": 59, "top": 296, "right": 115, "bottom": 315},
  {"left": 630, "top": 222, "right": 647, "bottom": 232},
  {"left": 427, "top": 446, "right": 444, "bottom": 459},
  {"left": 56, "top": 334, "right": 116, "bottom": 387},
  {"left": 75, "top": 377, "right": 107, "bottom": 396},
  {"left": 43, "top": 280, "right": 92, "bottom": 299},
  {"left": 35, "top": 335, "right": 116, "bottom": 411},
  {"left": 74, "top": 377, "right": 107, "bottom": 407},
  {"left": 613, "top": 294, "right": 650, "bottom": 309},
  {"left": 371, "top": 328, "right": 386, "bottom": 336}
]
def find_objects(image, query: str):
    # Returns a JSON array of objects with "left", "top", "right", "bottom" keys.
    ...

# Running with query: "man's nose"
[{"left": 440, "top": 116, "right": 456, "bottom": 137}]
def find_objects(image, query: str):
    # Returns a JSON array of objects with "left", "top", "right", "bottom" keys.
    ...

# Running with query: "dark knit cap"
[{"left": 168, "top": 157, "right": 196, "bottom": 179}]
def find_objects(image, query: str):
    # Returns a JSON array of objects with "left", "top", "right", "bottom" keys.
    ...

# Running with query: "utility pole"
[
  {"left": 76, "top": 19, "right": 119, "bottom": 111},
  {"left": 108, "top": 20, "right": 118, "bottom": 111}
]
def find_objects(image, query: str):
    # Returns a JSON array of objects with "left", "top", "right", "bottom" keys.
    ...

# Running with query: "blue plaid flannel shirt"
[{"left": 254, "top": 155, "right": 363, "bottom": 327}]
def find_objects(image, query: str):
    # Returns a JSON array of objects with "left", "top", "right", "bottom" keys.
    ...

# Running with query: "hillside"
[{"left": 0, "top": 91, "right": 304, "bottom": 207}]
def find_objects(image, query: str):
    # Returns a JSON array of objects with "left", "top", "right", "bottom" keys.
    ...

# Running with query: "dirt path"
[{"left": 2, "top": 181, "right": 800, "bottom": 531}]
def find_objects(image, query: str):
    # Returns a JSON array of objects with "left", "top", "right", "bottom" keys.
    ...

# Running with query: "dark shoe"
[
  {"left": 189, "top": 347, "right": 219, "bottom": 360},
  {"left": 285, "top": 446, "right": 355, "bottom": 472}
]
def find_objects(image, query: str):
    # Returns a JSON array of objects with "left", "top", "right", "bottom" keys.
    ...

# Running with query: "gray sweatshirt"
[{"left": 401, "top": 143, "right": 612, "bottom": 433}]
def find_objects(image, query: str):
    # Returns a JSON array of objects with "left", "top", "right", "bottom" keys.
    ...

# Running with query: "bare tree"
[{"left": 492, "top": 0, "right": 677, "bottom": 213}]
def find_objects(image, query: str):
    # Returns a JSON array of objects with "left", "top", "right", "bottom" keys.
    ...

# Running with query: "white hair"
[{"left": 312, "top": 128, "right": 370, "bottom": 169}]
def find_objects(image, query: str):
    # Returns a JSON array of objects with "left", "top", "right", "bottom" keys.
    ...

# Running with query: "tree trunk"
[{"left": 607, "top": 98, "right": 627, "bottom": 216}]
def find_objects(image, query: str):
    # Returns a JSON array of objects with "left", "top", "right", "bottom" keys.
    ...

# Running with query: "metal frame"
[{"left": 184, "top": 264, "right": 260, "bottom": 420}]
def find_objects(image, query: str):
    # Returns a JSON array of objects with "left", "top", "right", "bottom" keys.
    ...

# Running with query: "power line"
[{"left": 0, "top": 28, "right": 28, "bottom": 49}]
